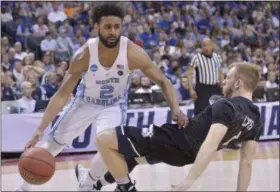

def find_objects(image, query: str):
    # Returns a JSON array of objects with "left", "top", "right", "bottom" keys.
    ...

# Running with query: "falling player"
[
  {"left": 16, "top": 3, "right": 188, "bottom": 191},
  {"left": 94, "top": 63, "right": 262, "bottom": 191}
]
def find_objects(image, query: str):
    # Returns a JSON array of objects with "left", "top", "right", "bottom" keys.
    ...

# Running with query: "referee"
[{"left": 187, "top": 38, "right": 224, "bottom": 115}]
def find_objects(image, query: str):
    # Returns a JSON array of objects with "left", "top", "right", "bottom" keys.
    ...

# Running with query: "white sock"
[
  {"left": 19, "top": 138, "right": 64, "bottom": 190},
  {"left": 82, "top": 153, "right": 107, "bottom": 186},
  {"left": 116, "top": 177, "right": 130, "bottom": 185}
]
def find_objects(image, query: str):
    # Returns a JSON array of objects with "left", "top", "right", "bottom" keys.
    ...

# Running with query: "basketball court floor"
[{"left": 2, "top": 141, "right": 279, "bottom": 191}]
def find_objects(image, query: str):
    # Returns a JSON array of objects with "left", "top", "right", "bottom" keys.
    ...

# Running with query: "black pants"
[
  {"left": 194, "top": 83, "right": 222, "bottom": 115},
  {"left": 116, "top": 124, "right": 196, "bottom": 167}
]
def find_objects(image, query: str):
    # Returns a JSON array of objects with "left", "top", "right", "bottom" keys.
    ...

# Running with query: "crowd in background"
[{"left": 1, "top": 1, "right": 279, "bottom": 113}]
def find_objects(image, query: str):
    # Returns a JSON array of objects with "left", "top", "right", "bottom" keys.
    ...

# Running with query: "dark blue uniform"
[{"left": 116, "top": 96, "right": 262, "bottom": 167}]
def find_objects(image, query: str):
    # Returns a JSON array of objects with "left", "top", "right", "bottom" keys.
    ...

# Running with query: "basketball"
[{"left": 18, "top": 147, "right": 55, "bottom": 185}]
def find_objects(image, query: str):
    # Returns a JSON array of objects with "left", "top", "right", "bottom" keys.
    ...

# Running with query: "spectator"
[
  {"left": 55, "top": 67, "right": 65, "bottom": 86},
  {"left": 59, "top": 19, "right": 75, "bottom": 40},
  {"left": 1, "top": 53, "right": 12, "bottom": 72},
  {"left": 28, "top": 52, "right": 36, "bottom": 64},
  {"left": 32, "top": 16, "right": 49, "bottom": 37},
  {"left": 22, "top": 55, "right": 33, "bottom": 66},
  {"left": 16, "top": 18, "right": 32, "bottom": 49},
  {"left": 33, "top": 60, "right": 46, "bottom": 82},
  {"left": 1, "top": 72, "right": 16, "bottom": 101},
  {"left": 242, "top": 20, "right": 258, "bottom": 42},
  {"left": 16, "top": 81, "right": 36, "bottom": 113},
  {"left": 242, "top": 47, "right": 252, "bottom": 62},
  {"left": 14, "top": 42, "right": 27, "bottom": 61},
  {"left": 1, "top": 7, "right": 13, "bottom": 23},
  {"left": 6, "top": 70, "right": 22, "bottom": 99},
  {"left": 8, "top": 48, "right": 16, "bottom": 65},
  {"left": 265, "top": 72, "right": 278, "bottom": 90},
  {"left": 42, "top": 71, "right": 59, "bottom": 99},
  {"left": 230, "top": 22, "right": 243, "bottom": 39},
  {"left": 40, "top": 32, "right": 57, "bottom": 53},
  {"left": 135, "top": 76, "right": 152, "bottom": 93},
  {"left": 64, "top": 2, "right": 78, "bottom": 19},
  {"left": 129, "top": 73, "right": 141, "bottom": 93},
  {"left": 178, "top": 48, "right": 191, "bottom": 68},
  {"left": 183, "top": 32, "right": 196, "bottom": 49},
  {"left": 34, "top": 2, "right": 50, "bottom": 17},
  {"left": 55, "top": 29, "right": 74, "bottom": 61},
  {"left": 177, "top": 76, "right": 190, "bottom": 103},
  {"left": 25, "top": 72, "right": 44, "bottom": 100},
  {"left": 42, "top": 52, "right": 55, "bottom": 72},
  {"left": 13, "top": 60, "right": 24, "bottom": 84},
  {"left": 2, "top": 36, "right": 11, "bottom": 53},
  {"left": 73, "top": 36, "right": 86, "bottom": 53},
  {"left": 48, "top": 3, "right": 67, "bottom": 24}
]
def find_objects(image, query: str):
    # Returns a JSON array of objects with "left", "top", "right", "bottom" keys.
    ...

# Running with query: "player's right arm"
[
  {"left": 236, "top": 138, "right": 259, "bottom": 191},
  {"left": 25, "top": 44, "right": 89, "bottom": 150}
]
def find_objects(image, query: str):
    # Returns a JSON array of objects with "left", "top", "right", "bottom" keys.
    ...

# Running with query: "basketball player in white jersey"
[{"left": 16, "top": 3, "right": 188, "bottom": 191}]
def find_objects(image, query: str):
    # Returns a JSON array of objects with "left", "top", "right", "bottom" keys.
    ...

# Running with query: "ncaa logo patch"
[
  {"left": 90, "top": 64, "right": 98, "bottom": 72},
  {"left": 118, "top": 70, "right": 124, "bottom": 76}
]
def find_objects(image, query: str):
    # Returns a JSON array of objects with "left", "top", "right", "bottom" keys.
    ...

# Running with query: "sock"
[
  {"left": 82, "top": 153, "right": 107, "bottom": 186},
  {"left": 116, "top": 177, "right": 130, "bottom": 185},
  {"left": 20, "top": 138, "right": 64, "bottom": 191},
  {"left": 98, "top": 156, "right": 138, "bottom": 187},
  {"left": 116, "top": 176, "right": 137, "bottom": 191}
]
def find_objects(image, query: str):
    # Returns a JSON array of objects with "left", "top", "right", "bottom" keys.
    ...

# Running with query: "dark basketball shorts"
[{"left": 116, "top": 123, "right": 196, "bottom": 167}]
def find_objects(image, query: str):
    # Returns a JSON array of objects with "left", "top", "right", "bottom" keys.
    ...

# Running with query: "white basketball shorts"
[{"left": 49, "top": 97, "right": 127, "bottom": 146}]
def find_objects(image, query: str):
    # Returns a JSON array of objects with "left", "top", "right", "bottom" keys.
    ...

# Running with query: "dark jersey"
[
  {"left": 116, "top": 96, "right": 262, "bottom": 167},
  {"left": 183, "top": 96, "right": 262, "bottom": 153}
]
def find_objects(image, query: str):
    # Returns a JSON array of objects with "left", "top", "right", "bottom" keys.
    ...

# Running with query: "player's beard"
[
  {"left": 223, "top": 84, "right": 234, "bottom": 97},
  {"left": 98, "top": 31, "right": 121, "bottom": 48}
]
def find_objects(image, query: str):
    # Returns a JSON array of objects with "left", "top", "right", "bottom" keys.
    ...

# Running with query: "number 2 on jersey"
[{"left": 100, "top": 85, "right": 114, "bottom": 99}]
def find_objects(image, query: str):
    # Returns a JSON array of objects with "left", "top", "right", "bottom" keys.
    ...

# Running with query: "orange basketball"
[{"left": 18, "top": 147, "right": 55, "bottom": 185}]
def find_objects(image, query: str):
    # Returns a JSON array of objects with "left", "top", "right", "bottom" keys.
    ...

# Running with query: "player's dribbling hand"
[
  {"left": 172, "top": 110, "right": 189, "bottom": 129},
  {"left": 24, "top": 130, "right": 44, "bottom": 151}
]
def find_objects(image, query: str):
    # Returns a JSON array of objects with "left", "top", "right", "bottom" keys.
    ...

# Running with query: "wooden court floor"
[{"left": 1, "top": 141, "right": 279, "bottom": 191}]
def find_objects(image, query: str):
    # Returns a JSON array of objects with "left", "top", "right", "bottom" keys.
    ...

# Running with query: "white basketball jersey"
[{"left": 76, "top": 36, "right": 134, "bottom": 107}]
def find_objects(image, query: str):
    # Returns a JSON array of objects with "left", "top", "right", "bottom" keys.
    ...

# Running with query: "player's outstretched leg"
[
  {"left": 75, "top": 156, "right": 139, "bottom": 190},
  {"left": 95, "top": 130, "right": 137, "bottom": 191}
]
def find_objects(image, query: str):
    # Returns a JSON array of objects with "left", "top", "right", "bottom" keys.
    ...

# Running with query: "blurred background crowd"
[{"left": 1, "top": 1, "right": 279, "bottom": 113}]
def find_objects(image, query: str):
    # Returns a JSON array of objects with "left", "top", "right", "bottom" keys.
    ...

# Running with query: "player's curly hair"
[{"left": 92, "top": 2, "right": 124, "bottom": 24}]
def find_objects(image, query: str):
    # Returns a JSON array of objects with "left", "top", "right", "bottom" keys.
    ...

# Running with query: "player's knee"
[{"left": 96, "top": 129, "right": 117, "bottom": 148}]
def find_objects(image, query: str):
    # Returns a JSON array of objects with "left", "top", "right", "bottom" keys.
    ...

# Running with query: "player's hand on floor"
[
  {"left": 172, "top": 110, "right": 189, "bottom": 128},
  {"left": 170, "top": 182, "right": 191, "bottom": 191},
  {"left": 24, "top": 130, "right": 44, "bottom": 151}
]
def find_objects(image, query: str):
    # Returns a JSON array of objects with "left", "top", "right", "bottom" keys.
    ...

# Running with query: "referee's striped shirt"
[{"left": 190, "top": 52, "right": 222, "bottom": 85}]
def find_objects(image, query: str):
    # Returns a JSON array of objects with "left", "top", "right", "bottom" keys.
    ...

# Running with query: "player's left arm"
[
  {"left": 171, "top": 123, "right": 228, "bottom": 191},
  {"left": 127, "top": 41, "right": 188, "bottom": 128},
  {"left": 236, "top": 126, "right": 261, "bottom": 191},
  {"left": 236, "top": 140, "right": 258, "bottom": 191},
  {"left": 171, "top": 99, "right": 234, "bottom": 191}
]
